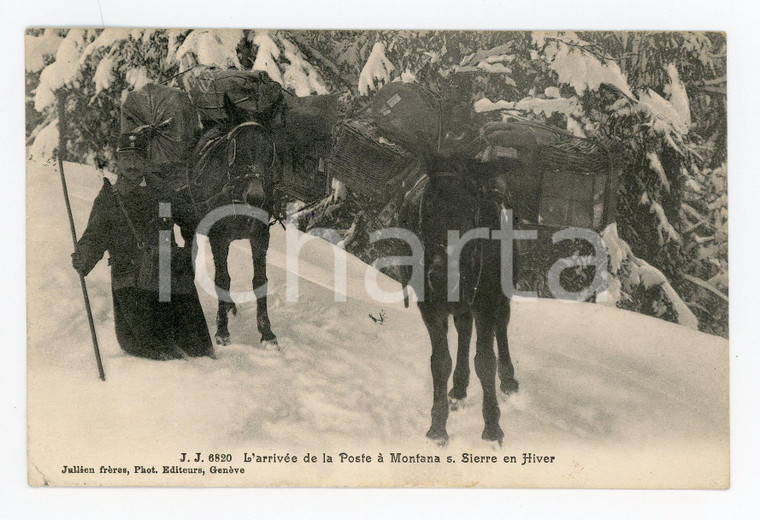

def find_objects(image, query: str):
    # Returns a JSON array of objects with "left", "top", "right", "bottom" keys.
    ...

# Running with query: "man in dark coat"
[{"left": 72, "top": 132, "right": 215, "bottom": 360}]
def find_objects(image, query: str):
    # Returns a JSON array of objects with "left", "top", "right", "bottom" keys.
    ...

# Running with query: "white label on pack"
[
  {"left": 494, "top": 146, "right": 518, "bottom": 159},
  {"left": 386, "top": 93, "right": 402, "bottom": 108}
]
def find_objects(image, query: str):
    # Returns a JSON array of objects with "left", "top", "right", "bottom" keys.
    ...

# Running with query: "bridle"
[
  {"left": 189, "top": 121, "right": 278, "bottom": 220},
  {"left": 225, "top": 121, "right": 278, "bottom": 171},
  {"left": 193, "top": 121, "right": 277, "bottom": 187}
]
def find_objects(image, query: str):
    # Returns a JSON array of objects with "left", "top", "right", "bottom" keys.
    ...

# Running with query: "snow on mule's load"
[
  {"left": 120, "top": 82, "right": 200, "bottom": 168},
  {"left": 182, "top": 67, "right": 285, "bottom": 125}
]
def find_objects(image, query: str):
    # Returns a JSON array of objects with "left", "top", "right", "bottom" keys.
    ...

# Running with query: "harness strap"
[
  {"left": 112, "top": 186, "right": 147, "bottom": 251},
  {"left": 469, "top": 204, "right": 485, "bottom": 306},
  {"left": 181, "top": 166, "right": 200, "bottom": 220}
]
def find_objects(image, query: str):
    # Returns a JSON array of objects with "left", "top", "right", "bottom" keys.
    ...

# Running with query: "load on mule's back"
[
  {"left": 328, "top": 81, "right": 617, "bottom": 236},
  {"left": 182, "top": 68, "right": 286, "bottom": 126},
  {"left": 182, "top": 66, "right": 339, "bottom": 205},
  {"left": 120, "top": 82, "right": 200, "bottom": 186}
]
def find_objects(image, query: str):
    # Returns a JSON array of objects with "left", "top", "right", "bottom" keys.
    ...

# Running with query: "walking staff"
[{"left": 56, "top": 90, "right": 106, "bottom": 381}]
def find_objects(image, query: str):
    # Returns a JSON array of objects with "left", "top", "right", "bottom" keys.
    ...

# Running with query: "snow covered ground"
[{"left": 27, "top": 161, "right": 728, "bottom": 488}]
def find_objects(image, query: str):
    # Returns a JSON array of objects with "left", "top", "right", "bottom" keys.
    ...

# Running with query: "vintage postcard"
[{"left": 26, "top": 28, "right": 728, "bottom": 488}]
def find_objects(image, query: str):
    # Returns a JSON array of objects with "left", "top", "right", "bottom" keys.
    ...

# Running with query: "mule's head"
[
  {"left": 226, "top": 123, "right": 277, "bottom": 208},
  {"left": 427, "top": 156, "right": 479, "bottom": 208},
  {"left": 421, "top": 157, "right": 514, "bottom": 303}
]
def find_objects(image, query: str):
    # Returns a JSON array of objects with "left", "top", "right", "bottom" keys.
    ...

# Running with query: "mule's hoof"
[
  {"left": 500, "top": 378, "right": 519, "bottom": 395},
  {"left": 448, "top": 387, "right": 467, "bottom": 401},
  {"left": 261, "top": 338, "right": 279, "bottom": 351},
  {"left": 215, "top": 334, "right": 231, "bottom": 346},
  {"left": 426, "top": 427, "right": 449, "bottom": 447},
  {"left": 481, "top": 424, "right": 504, "bottom": 443},
  {"left": 448, "top": 392, "right": 467, "bottom": 412}
]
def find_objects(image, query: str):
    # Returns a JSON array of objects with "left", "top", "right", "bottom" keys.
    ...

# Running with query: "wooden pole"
[{"left": 56, "top": 91, "right": 106, "bottom": 381}]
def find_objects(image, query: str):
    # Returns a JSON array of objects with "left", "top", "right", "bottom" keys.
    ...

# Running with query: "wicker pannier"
[
  {"left": 327, "top": 121, "right": 414, "bottom": 199},
  {"left": 478, "top": 121, "right": 615, "bottom": 231}
]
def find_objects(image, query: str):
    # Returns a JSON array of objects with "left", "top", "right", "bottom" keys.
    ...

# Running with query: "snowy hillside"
[{"left": 27, "top": 161, "right": 728, "bottom": 488}]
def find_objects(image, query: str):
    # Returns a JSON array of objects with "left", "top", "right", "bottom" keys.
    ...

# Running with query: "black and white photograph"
[{"left": 22, "top": 24, "right": 732, "bottom": 489}]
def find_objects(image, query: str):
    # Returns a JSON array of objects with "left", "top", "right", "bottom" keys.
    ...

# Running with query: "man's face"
[{"left": 117, "top": 151, "right": 146, "bottom": 182}]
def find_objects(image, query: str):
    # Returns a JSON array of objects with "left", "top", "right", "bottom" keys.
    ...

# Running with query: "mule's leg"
[
  {"left": 496, "top": 299, "right": 518, "bottom": 394},
  {"left": 250, "top": 236, "right": 277, "bottom": 346},
  {"left": 419, "top": 304, "right": 451, "bottom": 445},
  {"left": 209, "top": 233, "right": 236, "bottom": 346},
  {"left": 449, "top": 311, "right": 473, "bottom": 401},
  {"left": 473, "top": 309, "right": 504, "bottom": 443}
]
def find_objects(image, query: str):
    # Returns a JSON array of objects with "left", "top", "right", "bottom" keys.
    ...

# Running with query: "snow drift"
[{"left": 27, "top": 161, "right": 727, "bottom": 487}]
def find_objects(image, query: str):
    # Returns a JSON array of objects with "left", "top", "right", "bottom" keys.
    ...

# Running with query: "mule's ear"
[
  {"left": 226, "top": 138, "right": 237, "bottom": 168},
  {"left": 223, "top": 94, "right": 248, "bottom": 125},
  {"left": 223, "top": 94, "right": 237, "bottom": 123}
]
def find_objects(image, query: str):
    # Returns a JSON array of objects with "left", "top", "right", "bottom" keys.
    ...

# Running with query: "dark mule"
[
  {"left": 187, "top": 121, "right": 279, "bottom": 348},
  {"left": 405, "top": 161, "right": 518, "bottom": 445}
]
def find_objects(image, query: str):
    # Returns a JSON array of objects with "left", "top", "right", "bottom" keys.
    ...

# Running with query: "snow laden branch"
[
  {"left": 27, "top": 117, "right": 59, "bottom": 163},
  {"left": 358, "top": 42, "right": 395, "bottom": 96},
  {"left": 34, "top": 29, "right": 95, "bottom": 112},
  {"left": 601, "top": 224, "right": 698, "bottom": 329},
  {"left": 457, "top": 44, "right": 517, "bottom": 84},
  {"left": 539, "top": 32, "right": 693, "bottom": 154},
  {"left": 249, "top": 31, "right": 330, "bottom": 96},
  {"left": 474, "top": 88, "right": 586, "bottom": 136},
  {"left": 175, "top": 29, "right": 244, "bottom": 71},
  {"left": 474, "top": 32, "right": 694, "bottom": 154},
  {"left": 25, "top": 29, "right": 63, "bottom": 73},
  {"left": 280, "top": 37, "right": 329, "bottom": 96},
  {"left": 251, "top": 31, "right": 284, "bottom": 84}
]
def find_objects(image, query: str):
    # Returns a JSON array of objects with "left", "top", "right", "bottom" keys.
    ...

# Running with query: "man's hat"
[{"left": 116, "top": 132, "right": 149, "bottom": 153}]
